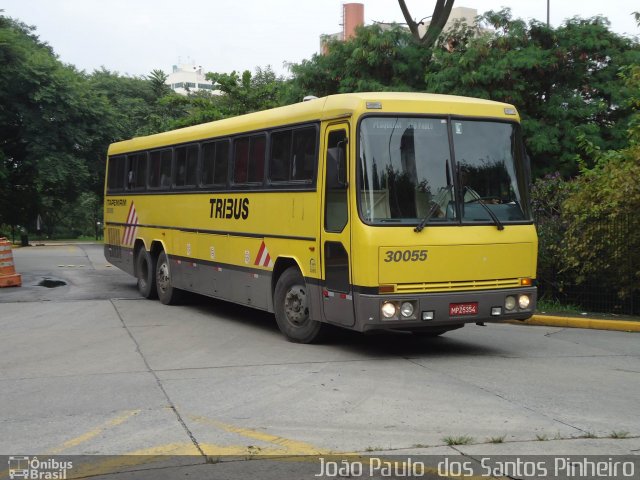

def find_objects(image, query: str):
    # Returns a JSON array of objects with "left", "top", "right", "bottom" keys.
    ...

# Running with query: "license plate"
[{"left": 449, "top": 302, "right": 478, "bottom": 316}]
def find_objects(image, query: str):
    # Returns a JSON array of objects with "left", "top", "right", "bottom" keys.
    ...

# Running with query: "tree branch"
[{"left": 398, "top": 0, "right": 455, "bottom": 48}]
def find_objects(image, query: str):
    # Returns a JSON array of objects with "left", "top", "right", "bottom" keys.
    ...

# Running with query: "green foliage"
[
  {"left": 206, "top": 66, "right": 290, "bottom": 116},
  {"left": 530, "top": 172, "right": 572, "bottom": 295},
  {"left": 290, "top": 24, "right": 429, "bottom": 98},
  {"left": 424, "top": 9, "right": 640, "bottom": 177},
  {"left": 88, "top": 68, "right": 156, "bottom": 138},
  {"left": 560, "top": 62, "right": 640, "bottom": 298},
  {"left": 0, "top": 15, "right": 107, "bottom": 232},
  {"left": 532, "top": 62, "right": 640, "bottom": 304},
  {"left": 147, "top": 69, "right": 171, "bottom": 98}
]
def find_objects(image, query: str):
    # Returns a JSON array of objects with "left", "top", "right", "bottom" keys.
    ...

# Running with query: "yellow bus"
[{"left": 104, "top": 92, "right": 537, "bottom": 343}]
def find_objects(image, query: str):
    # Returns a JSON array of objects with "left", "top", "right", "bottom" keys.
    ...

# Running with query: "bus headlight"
[
  {"left": 400, "top": 302, "right": 414, "bottom": 318},
  {"left": 381, "top": 301, "right": 397, "bottom": 319},
  {"left": 505, "top": 296, "right": 516, "bottom": 311},
  {"left": 518, "top": 295, "right": 531, "bottom": 309}
]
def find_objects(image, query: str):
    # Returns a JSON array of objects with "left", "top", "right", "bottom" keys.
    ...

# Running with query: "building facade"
[{"left": 166, "top": 63, "right": 215, "bottom": 95}]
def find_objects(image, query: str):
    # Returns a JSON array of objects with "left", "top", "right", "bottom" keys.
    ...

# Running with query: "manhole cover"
[{"left": 38, "top": 278, "right": 67, "bottom": 288}]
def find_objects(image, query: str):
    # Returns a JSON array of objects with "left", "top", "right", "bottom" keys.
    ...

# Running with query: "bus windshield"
[{"left": 358, "top": 117, "right": 531, "bottom": 225}]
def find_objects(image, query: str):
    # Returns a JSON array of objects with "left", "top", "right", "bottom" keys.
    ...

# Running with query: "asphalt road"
[{"left": 1, "top": 244, "right": 639, "bottom": 479}]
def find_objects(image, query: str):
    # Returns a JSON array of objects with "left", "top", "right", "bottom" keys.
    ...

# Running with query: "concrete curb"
[{"left": 513, "top": 314, "right": 640, "bottom": 332}]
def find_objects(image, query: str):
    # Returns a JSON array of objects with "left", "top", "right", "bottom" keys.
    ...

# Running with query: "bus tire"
[
  {"left": 135, "top": 248, "right": 157, "bottom": 299},
  {"left": 274, "top": 267, "right": 326, "bottom": 344},
  {"left": 156, "top": 251, "right": 183, "bottom": 305}
]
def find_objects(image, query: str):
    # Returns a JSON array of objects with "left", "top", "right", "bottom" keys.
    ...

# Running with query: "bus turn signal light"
[{"left": 520, "top": 278, "right": 532, "bottom": 286}]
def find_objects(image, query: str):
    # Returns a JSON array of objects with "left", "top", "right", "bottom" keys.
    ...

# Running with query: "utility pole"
[{"left": 547, "top": 0, "right": 550, "bottom": 27}]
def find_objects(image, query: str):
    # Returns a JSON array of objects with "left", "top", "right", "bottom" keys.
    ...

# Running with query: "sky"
[{"left": 2, "top": 0, "right": 639, "bottom": 78}]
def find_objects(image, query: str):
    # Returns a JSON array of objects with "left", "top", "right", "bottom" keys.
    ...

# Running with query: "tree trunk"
[{"left": 398, "top": 0, "right": 455, "bottom": 48}]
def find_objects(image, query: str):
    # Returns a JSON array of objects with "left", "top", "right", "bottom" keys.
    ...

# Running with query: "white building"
[
  {"left": 166, "top": 63, "right": 215, "bottom": 95},
  {"left": 418, "top": 7, "right": 479, "bottom": 36}
]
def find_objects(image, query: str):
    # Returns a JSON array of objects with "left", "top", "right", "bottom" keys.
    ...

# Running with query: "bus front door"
[{"left": 321, "top": 124, "right": 355, "bottom": 327}]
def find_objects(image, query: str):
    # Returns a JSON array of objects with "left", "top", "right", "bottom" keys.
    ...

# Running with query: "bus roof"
[{"left": 108, "top": 92, "right": 519, "bottom": 156}]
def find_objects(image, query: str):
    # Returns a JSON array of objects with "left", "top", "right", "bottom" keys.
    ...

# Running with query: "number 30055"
[{"left": 384, "top": 249, "right": 428, "bottom": 263}]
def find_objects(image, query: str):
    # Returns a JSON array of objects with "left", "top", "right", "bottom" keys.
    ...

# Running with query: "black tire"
[
  {"left": 135, "top": 248, "right": 157, "bottom": 299},
  {"left": 155, "top": 251, "right": 183, "bottom": 305},
  {"left": 274, "top": 267, "right": 326, "bottom": 343}
]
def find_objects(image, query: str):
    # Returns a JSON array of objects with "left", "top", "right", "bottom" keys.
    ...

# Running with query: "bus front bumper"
[{"left": 352, "top": 287, "right": 537, "bottom": 332}]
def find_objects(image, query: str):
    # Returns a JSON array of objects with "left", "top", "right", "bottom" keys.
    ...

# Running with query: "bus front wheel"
[
  {"left": 274, "top": 267, "right": 326, "bottom": 343},
  {"left": 156, "top": 251, "right": 183, "bottom": 305},
  {"left": 135, "top": 248, "right": 157, "bottom": 299}
]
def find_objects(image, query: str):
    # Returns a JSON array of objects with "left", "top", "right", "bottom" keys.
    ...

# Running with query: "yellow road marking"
[
  {"left": 4, "top": 413, "right": 488, "bottom": 480},
  {"left": 189, "top": 415, "right": 332, "bottom": 455},
  {"left": 47, "top": 409, "right": 140, "bottom": 454}
]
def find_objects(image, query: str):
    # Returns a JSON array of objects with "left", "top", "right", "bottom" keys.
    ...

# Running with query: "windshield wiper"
[
  {"left": 414, "top": 185, "right": 453, "bottom": 233},
  {"left": 463, "top": 187, "right": 505, "bottom": 231}
]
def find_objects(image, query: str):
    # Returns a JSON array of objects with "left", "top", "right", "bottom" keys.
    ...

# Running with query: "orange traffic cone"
[{"left": 0, "top": 237, "right": 22, "bottom": 287}]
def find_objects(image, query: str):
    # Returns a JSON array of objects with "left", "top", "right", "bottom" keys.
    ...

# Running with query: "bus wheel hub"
[{"left": 285, "top": 286, "right": 308, "bottom": 324}]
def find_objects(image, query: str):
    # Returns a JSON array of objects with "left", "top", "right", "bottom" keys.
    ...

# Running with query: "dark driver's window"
[{"left": 324, "top": 130, "right": 348, "bottom": 232}]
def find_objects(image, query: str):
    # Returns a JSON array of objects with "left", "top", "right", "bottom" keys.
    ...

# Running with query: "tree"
[
  {"left": 398, "top": 0, "right": 455, "bottom": 48},
  {"left": 424, "top": 9, "right": 640, "bottom": 176},
  {"left": 288, "top": 24, "right": 429, "bottom": 98},
  {"left": 88, "top": 68, "right": 156, "bottom": 139},
  {"left": 559, "top": 60, "right": 640, "bottom": 299},
  {"left": 206, "top": 66, "right": 289, "bottom": 116},
  {"left": 147, "top": 68, "right": 171, "bottom": 98},
  {"left": 0, "top": 15, "right": 114, "bottom": 234}
]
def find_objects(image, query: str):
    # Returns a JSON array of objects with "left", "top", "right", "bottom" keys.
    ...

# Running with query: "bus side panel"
[
  {"left": 168, "top": 253, "right": 272, "bottom": 311},
  {"left": 104, "top": 226, "right": 134, "bottom": 276}
]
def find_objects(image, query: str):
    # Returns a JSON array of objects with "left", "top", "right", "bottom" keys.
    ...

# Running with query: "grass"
[
  {"left": 536, "top": 298, "right": 584, "bottom": 314},
  {"left": 579, "top": 431, "right": 597, "bottom": 439},
  {"left": 535, "top": 434, "right": 548, "bottom": 441},
  {"left": 442, "top": 435, "right": 474, "bottom": 446},
  {"left": 609, "top": 430, "right": 630, "bottom": 439},
  {"left": 487, "top": 435, "right": 506, "bottom": 444},
  {"left": 364, "top": 446, "right": 384, "bottom": 452}
]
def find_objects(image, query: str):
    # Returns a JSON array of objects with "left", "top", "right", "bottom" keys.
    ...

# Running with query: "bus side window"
[
  {"left": 202, "top": 140, "right": 229, "bottom": 187},
  {"left": 292, "top": 127, "right": 316, "bottom": 181},
  {"left": 126, "top": 152, "right": 147, "bottom": 191},
  {"left": 214, "top": 141, "right": 229, "bottom": 185},
  {"left": 175, "top": 144, "right": 198, "bottom": 188},
  {"left": 234, "top": 138, "right": 250, "bottom": 184},
  {"left": 269, "top": 130, "right": 292, "bottom": 182},
  {"left": 248, "top": 134, "right": 265, "bottom": 183},
  {"left": 107, "top": 156, "right": 126, "bottom": 192},
  {"left": 149, "top": 149, "right": 172, "bottom": 189},
  {"left": 234, "top": 135, "right": 265, "bottom": 185}
]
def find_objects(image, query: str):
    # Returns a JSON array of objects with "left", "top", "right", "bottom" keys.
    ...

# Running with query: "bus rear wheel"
[
  {"left": 156, "top": 251, "right": 183, "bottom": 305},
  {"left": 135, "top": 248, "right": 157, "bottom": 299},
  {"left": 274, "top": 267, "right": 326, "bottom": 343}
]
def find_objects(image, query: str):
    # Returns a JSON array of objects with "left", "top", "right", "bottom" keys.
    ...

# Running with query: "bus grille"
[{"left": 395, "top": 278, "right": 521, "bottom": 293}]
